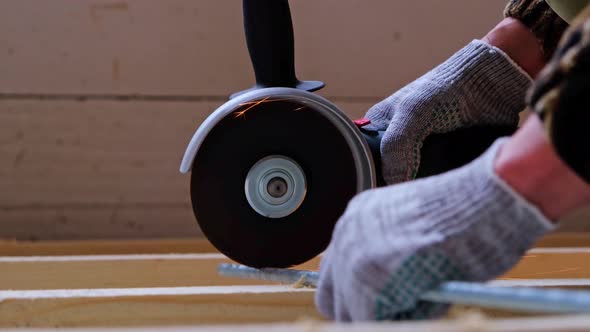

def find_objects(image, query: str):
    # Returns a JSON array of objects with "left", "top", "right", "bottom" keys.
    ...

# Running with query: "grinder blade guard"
[{"left": 179, "top": 0, "right": 377, "bottom": 268}]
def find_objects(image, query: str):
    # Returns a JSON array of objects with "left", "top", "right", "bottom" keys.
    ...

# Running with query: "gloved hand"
[
  {"left": 315, "top": 7, "right": 590, "bottom": 321},
  {"left": 365, "top": 39, "right": 531, "bottom": 184},
  {"left": 314, "top": 139, "right": 554, "bottom": 321},
  {"left": 527, "top": 4, "right": 590, "bottom": 183},
  {"left": 365, "top": 0, "right": 568, "bottom": 185}
]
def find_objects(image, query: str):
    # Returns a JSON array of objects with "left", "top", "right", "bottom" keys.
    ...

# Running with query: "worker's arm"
[
  {"left": 365, "top": 0, "right": 567, "bottom": 184},
  {"left": 315, "top": 113, "right": 589, "bottom": 321},
  {"left": 315, "top": 4, "right": 589, "bottom": 322}
]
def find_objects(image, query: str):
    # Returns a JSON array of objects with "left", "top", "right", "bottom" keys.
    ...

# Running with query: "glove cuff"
[
  {"left": 370, "top": 138, "right": 554, "bottom": 320},
  {"left": 315, "top": 138, "right": 555, "bottom": 321}
]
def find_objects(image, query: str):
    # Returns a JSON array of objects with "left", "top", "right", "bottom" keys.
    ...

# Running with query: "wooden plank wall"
[{"left": 0, "top": 0, "right": 588, "bottom": 240}]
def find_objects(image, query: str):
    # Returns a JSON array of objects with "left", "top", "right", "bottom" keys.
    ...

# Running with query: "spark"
[
  {"left": 238, "top": 97, "right": 292, "bottom": 106},
  {"left": 234, "top": 96, "right": 270, "bottom": 118},
  {"left": 233, "top": 97, "right": 297, "bottom": 119}
]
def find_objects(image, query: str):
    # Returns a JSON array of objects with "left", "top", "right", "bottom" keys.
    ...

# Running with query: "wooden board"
[
  {"left": 0, "top": 239, "right": 589, "bottom": 327},
  {"left": 0, "top": 236, "right": 588, "bottom": 292},
  {"left": 0, "top": 233, "right": 587, "bottom": 256},
  {"left": 3, "top": 315, "right": 590, "bottom": 332},
  {"left": 0, "top": 99, "right": 374, "bottom": 240},
  {"left": 503, "top": 248, "right": 590, "bottom": 280},
  {"left": 534, "top": 233, "right": 590, "bottom": 247},
  {"left": 0, "top": 238, "right": 216, "bottom": 256},
  {"left": 0, "top": 241, "right": 588, "bottom": 289},
  {"left": 0, "top": 285, "right": 320, "bottom": 327},
  {"left": 0, "top": 100, "right": 213, "bottom": 207},
  {"left": 1, "top": 280, "right": 589, "bottom": 327},
  {"left": 0, "top": 0, "right": 507, "bottom": 97},
  {"left": 0, "top": 248, "right": 587, "bottom": 291},
  {"left": 0, "top": 253, "right": 321, "bottom": 290}
]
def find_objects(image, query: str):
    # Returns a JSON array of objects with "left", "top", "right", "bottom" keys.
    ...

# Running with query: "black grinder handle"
[
  {"left": 238, "top": 0, "right": 324, "bottom": 95},
  {"left": 243, "top": 0, "right": 298, "bottom": 88}
]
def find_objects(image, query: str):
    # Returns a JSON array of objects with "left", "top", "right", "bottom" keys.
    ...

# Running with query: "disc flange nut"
[{"left": 245, "top": 156, "right": 307, "bottom": 219}]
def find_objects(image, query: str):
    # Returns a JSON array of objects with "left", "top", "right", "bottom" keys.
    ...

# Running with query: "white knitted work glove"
[
  {"left": 315, "top": 138, "right": 554, "bottom": 321},
  {"left": 365, "top": 40, "right": 532, "bottom": 184}
]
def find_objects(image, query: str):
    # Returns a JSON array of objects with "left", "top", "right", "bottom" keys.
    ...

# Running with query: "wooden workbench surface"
[{"left": 0, "top": 234, "right": 588, "bottom": 328}]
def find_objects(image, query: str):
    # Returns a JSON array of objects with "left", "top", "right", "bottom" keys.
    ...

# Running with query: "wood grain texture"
[
  {"left": 0, "top": 238, "right": 216, "bottom": 256},
  {"left": 3, "top": 315, "right": 590, "bottom": 332},
  {"left": 503, "top": 248, "right": 590, "bottom": 280},
  {"left": 0, "top": 233, "right": 586, "bottom": 256},
  {"left": 0, "top": 0, "right": 507, "bottom": 98},
  {"left": 0, "top": 246, "right": 588, "bottom": 291},
  {"left": 0, "top": 99, "right": 210, "bottom": 239},
  {"left": 0, "top": 285, "right": 321, "bottom": 327},
  {"left": 0, "top": 205, "right": 200, "bottom": 239},
  {"left": 0, "top": 241, "right": 588, "bottom": 327},
  {"left": 534, "top": 233, "right": 590, "bottom": 247},
  {"left": 0, "top": 253, "right": 321, "bottom": 290},
  {"left": 0, "top": 99, "right": 374, "bottom": 240},
  {"left": 0, "top": 280, "right": 589, "bottom": 327},
  {"left": 0, "top": 100, "right": 213, "bottom": 206}
]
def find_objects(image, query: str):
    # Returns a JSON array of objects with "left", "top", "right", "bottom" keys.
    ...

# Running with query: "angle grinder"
[{"left": 180, "top": 0, "right": 515, "bottom": 268}]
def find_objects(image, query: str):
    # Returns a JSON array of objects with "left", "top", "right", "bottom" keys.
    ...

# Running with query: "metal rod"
[
  {"left": 218, "top": 263, "right": 590, "bottom": 314},
  {"left": 422, "top": 282, "right": 590, "bottom": 313},
  {"left": 218, "top": 263, "right": 319, "bottom": 287}
]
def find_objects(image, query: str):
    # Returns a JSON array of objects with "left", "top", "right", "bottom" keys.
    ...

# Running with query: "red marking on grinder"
[{"left": 354, "top": 118, "right": 371, "bottom": 128}]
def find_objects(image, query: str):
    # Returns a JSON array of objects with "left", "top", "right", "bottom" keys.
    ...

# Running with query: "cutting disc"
[{"left": 191, "top": 97, "right": 360, "bottom": 268}]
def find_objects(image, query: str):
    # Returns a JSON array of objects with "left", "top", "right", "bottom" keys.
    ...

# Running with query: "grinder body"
[{"left": 181, "top": 0, "right": 518, "bottom": 268}]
